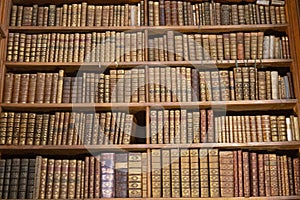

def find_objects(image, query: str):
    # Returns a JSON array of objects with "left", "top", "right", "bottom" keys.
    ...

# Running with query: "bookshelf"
[{"left": 0, "top": 0, "right": 300, "bottom": 199}]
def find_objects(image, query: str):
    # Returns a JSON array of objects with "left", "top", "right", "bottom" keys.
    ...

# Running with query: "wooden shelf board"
[
  {"left": 148, "top": 197, "right": 300, "bottom": 200},
  {"left": 148, "top": 141, "right": 300, "bottom": 150},
  {"left": 0, "top": 103, "right": 147, "bottom": 112},
  {"left": 0, "top": 144, "right": 148, "bottom": 156},
  {"left": 4, "top": 197, "right": 299, "bottom": 200},
  {"left": 5, "top": 59, "right": 293, "bottom": 72},
  {"left": 1, "top": 100, "right": 297, "bottom": 112},
  {"left": 8, "top": 24, "right": 288, "bottom": 33},
  {"left": 1, "top": 141, "right": 300, "bottom": 156},
  {"left": 147, "top": 197, "right": 300, "bottom": 200},
  {"left": 148, "top": 100, "right": 297, "bottom": 111}
]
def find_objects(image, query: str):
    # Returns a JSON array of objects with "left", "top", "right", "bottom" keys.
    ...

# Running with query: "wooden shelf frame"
[
  {"left": 0, "top": 0, "right": 300, "bottom": 199},
  {"left": 0, "top": 24, "right": 5, "bottom": 38}
]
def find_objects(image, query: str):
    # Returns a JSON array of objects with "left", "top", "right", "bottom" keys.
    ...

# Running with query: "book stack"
[
  {"left": 150, "top": 109, "right": 300, "bottom": 144},
  {"left": 6, "top": 31, "right": 145, "bottom": 63},
  {"left": 150, "top": 149, "right": 300, "bottom": 197},
  {"left": 148, "top": 0, "right": 286, "bottom": 26},
  {"left": 0, "top": 111, "right": 136, "bottom": 145},
  {"left": 10, "top": 2, "right": 145, "bottom": 27}
]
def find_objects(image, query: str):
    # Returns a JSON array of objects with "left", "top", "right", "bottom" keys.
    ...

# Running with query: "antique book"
[
  {"left": 101, "top": 153, "right": 115, "bottom": 198},
  {"left": 181, "top": 149, "right": 191, "bottom": 197},
  {"left": 171, "top": 149, "right": 180, "bottom": 197},
  {"left": 0, "top": 160, "right": 5, "bottom": 198},
  {"left": 45, "top": 159, "right": 54, "bottom": 199},
  {"left": 115, "top": 153, "right": 128, "bottom": 198},
  {"left": 162, "top": 149, "right": 170, "bottom": 197},
  {"left": 220, "top": 151, "right": 234, "bottom": 197},
  {"left": 151, "top": 150, "right": 161, "bottom": 197},
  {"left": 2, "top": 159, "right": 12, "bottom": 199},
  {"left": 9, "top": 158, "right": 20, "bottom": 199},
  {"left": 128, "top": 153, "right": 142, "bottom": 198},
  {"left": 199, "top": 149, "right": 209, "bottom": 197}
]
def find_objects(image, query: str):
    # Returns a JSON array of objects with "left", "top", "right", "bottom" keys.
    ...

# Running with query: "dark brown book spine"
[
  {"left": 115, "top": 153, "right": 128, "bottom": 198},
  {"left": 2, "top": 159, "right": 12, "bottom": 199}
]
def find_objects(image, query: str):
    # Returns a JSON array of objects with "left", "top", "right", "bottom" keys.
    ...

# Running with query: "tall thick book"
[
  {"left": 171, "top": 149, "right": 180, "bottom": 197},
  {"left": 220, "top": 151, "right": 234, "bottom": 197},
  {"left": 181, "top": 149, "right": 191, "bottom": 197},
  {"left": 209, "top": 149, "right": 220, "bottom": 197},
  {"left": 101, "top": 153, "right": 115, "bottom": 198},
  {"left": 115, "top": 153, "right": 128, "bottom": 198},
  {"left": 128, "top": 153, "right": 142, "bottom": 198},
  {"left": 151, "top": 150, "right": 161, "bottom": 197},
  {"left": 161, "top": 149, "right": 170, "bottom": 197}
]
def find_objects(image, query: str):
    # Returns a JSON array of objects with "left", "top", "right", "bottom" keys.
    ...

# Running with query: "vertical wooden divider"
[{"left": 286, "top": 0, "right": 300, "bottom": 118}]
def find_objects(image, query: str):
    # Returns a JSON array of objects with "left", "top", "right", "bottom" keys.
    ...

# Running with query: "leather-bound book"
[
  {"left": 190, "top": 149, "right": 199, "bottom": 197},
  {"left": 38, "top": 158, "right": 48, "bottom": 199},
  {"left": 211, "top": 71, "right": 220, "bottom": 101},
  {"left": 26, "top": 113, "right": 36, "bottom": 145},
  {"left": 230, "top": 33, "right": 237, "bottom": 60},
  {"left": 199, "top": 149, "right": 209, "bottom": 197},
  {"left": 12, "top": 74, "right": 21, "bottom": 103},
  {"left": 171, "top": 149, "right": 180, "bottom": 197},
  {"left": 243, "top": 152, "right": 250, "bottom": 197},
  {"left": 2, "top": 159, "right": 12, "bottom": 199},
  {"left": 52, "top": 159, "right": 61, "bottom": 199},
  {"left": 3, "top": 73, "right": 14, "bottom": 103},
  {"left": 209, "top": 149, "right": 220, "bottom": 197},
  {"left": 219, "top": 70, "right": 230, "bottom": 101},
  {"left": 9, "top": 158, "right": 21, "bottom": 199},
  {"left": 101, "top": 153, "right": 115, "bottom": 198},
  {"left": 45, "top": 159, "right": 54, "bottom": 199},
  {"left": 0, "top": 160, "right": 5, "bottom": 198},
  {"left": 115, "top": 153, "right": 128, "bottom": 197},
  {"left": 162, "top": 149, "right": 170, "bottom": 197},
  {"left": 151, "top": 150, "right": 161, "bottom": 197},
  {"left": 19, "top": 113, "right": 28, "bottom": 145},
  {"left": 129, "top": 153, "right": 142, "bottom": 198},
  {"left": 220, "top": 151, "right": 234, "bottom": 197},
  {"left": 26, "top": 158, "right": 35, "bottom": 199},
  {"left": 181, "top": 149, "right": 191, "bottom": 197},
  {"left": 250, "top": 152, "right": 259, "bottom": 196}
]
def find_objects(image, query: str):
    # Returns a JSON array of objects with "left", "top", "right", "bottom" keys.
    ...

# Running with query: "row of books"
[
  {"left": 6, "top": 31, "right": 146, "bottom": 63},
  {"left": 10, "top": 0, "right": 287, "bottom": 27},
  {"left": 0, "top": 153, "right": 148, "bottom": 199},
  {"left": 0, "top": 149, "right": 298, "bottom": 199},
  {"left": 148, "top": 67, "right": 294, "bottom": 102},
  {"left": 0, "top": 111, "right": 135, "bottom": 146},
  {"left": 214, "top": 114, "right": 300, "bottom": 143},
  {"left": 148, "top": 0, "right": 286, "bottom": 26},
  {"left": 10, "top": 2, "right": 145, "bottom": 27},
  {"left": 149, "top": 32, "right": 290, "bottom": 61},
  {"left": 150, "top": 109, "right": 300, "bottom": 144},
  {"left": 151, "top": 149, "right": 300, "bottom": 197},
  {"left": 3, "top": 67, "right": 294, "bottom": 104},
  {"left": 3, "top": 69, "right": 146, "bottom": 104},
  {"left": 0, "top": 109, "right": 298, "bottom": 146}
]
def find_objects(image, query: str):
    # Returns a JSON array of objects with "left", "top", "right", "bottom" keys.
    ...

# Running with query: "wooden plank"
[
  {"left": 5, "top": 59, "right": 293, "bottom": 72},
  {"left": 0, "top": 24, "right": 5, "bottom": 38},
  {"left": 9, "top": 24, "right": 288, "bottom": 33},
  {"left": 1, "top": 100, "right": 297, "bottom": 112}
]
